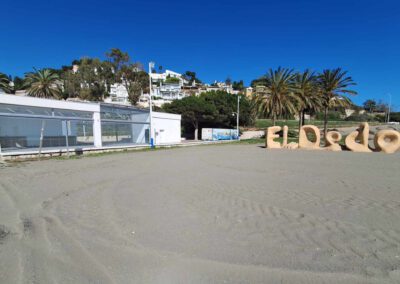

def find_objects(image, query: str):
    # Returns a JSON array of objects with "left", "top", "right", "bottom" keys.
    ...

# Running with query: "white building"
[
  {"left": 150, "top": 70, "right": 190, "bottom": 102},
  {"left": 104, "top": 83, "right": 131, "bottom": 105},
  {"left": 137, "top": 94, "right": 166, "bottom": 109},
  {"left": 105, "top": 69, "right": 189, "bottom": 106},
  {"left": 207, "top": 81, "right": 239, "bottom": 95},
  {"left": 153, "top": 83, "right": 185, "bottom": 101},
  {"left": 152, "top": 112, "right": 181, "bottom": 145},
  {"left": 150, "top": 70, "right": 185, "bottom": 85},
  {"left": 0, "top": 94, "right": 181, "bottom": 158}
]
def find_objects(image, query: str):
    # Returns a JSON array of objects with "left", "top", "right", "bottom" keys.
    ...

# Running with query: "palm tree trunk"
[
  {"left": 272, "top": 113, "right": 276, "bottom": 126},
  {"left": 323, "top": 106, "right": 328, "bottom": 141},
  {"left": 298, "top": 110, "right": 302, "bottom": 132},
  {"left": 302, "top": 111, "right": 305, "bottom": 126}
]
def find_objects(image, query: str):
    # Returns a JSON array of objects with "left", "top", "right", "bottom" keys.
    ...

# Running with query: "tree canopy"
[
  {"left": 182, "top": 71, "right": 202, "bottom": 85},
  {"left": 200, "top": 91, "right": 254, "bottom": 128},
  {"left": 24, "top": 69, "right": 61, "bottom": 98},
  {"left": 58, "top": 48, "right": 148, "bottom": 104},
  {"left": 318, "top": 68, "right": 357, "bottom": 137},
  {"left": 363, "top": 99, "right": 377, "bottom": 113},
  {"left": 163, "top": 95, "right": 216, "bottom": 139},
  {"left": 251, "top": 67, "right": 357, "bottom": 142},
  {"left": 163, "top": 90, "right": 255, "bottom": 139},
  {"left": 0, "top": 72, "right": 11, "bottom": 93},
  {"left": 232, "top": 80, "right": 244, "bottom": 91},
  {"left": 294, "top": 70, "right": 321, "bottom": 128},
  {"left": 254, "top": 67, "right": 299, "bottom": 125}
]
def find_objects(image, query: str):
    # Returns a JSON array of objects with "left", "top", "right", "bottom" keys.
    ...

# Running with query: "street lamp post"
[
  {"left": 237, "top": 94, "right": 240, "bottom": 139},
  {"left": 388, "top": 93, "right": 392, "bottom": 123},
  {"left": 148, "top": 61, "right": 155, "bottom": 147}
]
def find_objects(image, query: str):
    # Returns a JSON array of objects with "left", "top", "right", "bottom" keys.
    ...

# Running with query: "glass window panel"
[
  {"left": 0, "top": 115, "right": 94, "bottom": 152},
  {"left": 0, "top": 116, "right": 42, "bottom": 150},
  {"left": 0, "top": 104, "right": 93, "bottom": 119},
  {"left": 64, "top": 120, "right": 94, "bottom": 147},
  {"left": 0, "top": 104, "right": 52, "bottom": 116},
  {"left": 101, "top": 122, "right": 149, "bottom": 146},
  {"left": 53, "top": 109, "right": 93, "bottom": 119},
  {"left": 100, "top": 105, "right": 149, "bottom": 121}
]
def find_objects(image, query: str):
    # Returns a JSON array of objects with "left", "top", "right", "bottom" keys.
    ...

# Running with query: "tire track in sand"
[{"left": 0, "top": 178, "right": 116, "bottom": 284}]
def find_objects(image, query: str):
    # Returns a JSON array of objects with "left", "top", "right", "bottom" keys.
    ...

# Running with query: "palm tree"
[
  {"left": 255, "top": 67, "right": 298, "bottom": 125},
  {"left": 24, "top": 69, "right": 61, "bottom": 98},
  {"left": 0, "top": 72, "right": 11, "bottom": 93},
  {"left": 294, "top": 70, "right": 322, "bottom": 130},
  {"left": 318, "top": 68, "right": 357, "bottom": 139}
]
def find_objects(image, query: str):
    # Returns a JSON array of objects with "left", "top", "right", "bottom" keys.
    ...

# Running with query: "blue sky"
[{"left": 1, "top": 0, "right": 399, "bottom": 109}]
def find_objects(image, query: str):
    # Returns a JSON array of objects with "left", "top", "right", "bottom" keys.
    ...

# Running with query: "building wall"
[
  {"left": 153, "top": 83, "right": 187, "bottom": 101},
  {"left": 152, "top": 112, "right": 181, "bottom": 145}
]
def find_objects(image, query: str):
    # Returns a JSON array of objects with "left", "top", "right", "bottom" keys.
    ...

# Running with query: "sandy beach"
[{"left": 1, "top": 144, "right": 399, "bottom": 283}]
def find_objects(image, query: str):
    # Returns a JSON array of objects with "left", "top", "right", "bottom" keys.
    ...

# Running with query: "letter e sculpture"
[
  {"left": 266, "top": 126, "right": 282, "bottom": 149},
  {"left": 265, "top": 126, "right": 289, "bottom": 149},
  {"left": 374, "top": 129, "right": 400, "bottom": 154}
]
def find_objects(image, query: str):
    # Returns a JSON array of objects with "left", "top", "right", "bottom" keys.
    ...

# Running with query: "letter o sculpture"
[
  {"left": 374, "top": 130, "right": 400, "bottom": 154},
  {"left": 325, "top": 131, "right": 342, "bottom": 151}
]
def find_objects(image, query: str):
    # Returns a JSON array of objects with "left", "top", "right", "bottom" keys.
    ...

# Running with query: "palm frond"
[
  {"left": 24, "top": 69, "right": 61, "bottom": 98},
  {"left": 254, "top": 67, "right": 298, "bottom": 121},
  {"left": 0, "top": 72, "right": 12, "bottom": 93}
]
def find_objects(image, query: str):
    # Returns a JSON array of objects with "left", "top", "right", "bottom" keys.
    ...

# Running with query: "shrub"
[
  {"left": 345, "top": 113, "right": 377, "bottom": 122},
  {"left": 390, "top": 112, "right": 400, "bottom": 122},
  {"left": 315, "top": 111, "right": 343, "bottom": 121},
  {"left": 164, "top": 77, "right": 180, "bottom": 84}
]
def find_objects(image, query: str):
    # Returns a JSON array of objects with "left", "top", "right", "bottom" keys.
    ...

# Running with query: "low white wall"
[{"left": 152, "top": 112, "right": 181, "bottom": 145}]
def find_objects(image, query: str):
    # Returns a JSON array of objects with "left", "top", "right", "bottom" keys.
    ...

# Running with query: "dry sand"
[{"left": 0, "top": 144, "right": 400, "bottom": 283}]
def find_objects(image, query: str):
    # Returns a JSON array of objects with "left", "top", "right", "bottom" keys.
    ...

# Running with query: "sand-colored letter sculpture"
[
  {"left": 265, "top": 122, "right": 399, "bottom": 154},
  {"left": 298, "top": 125, "right": 320, "bottom": 150},
  {"left": 266, "top": 126, "right": 281, "bottom": 149},
  {"left": 282, "top": 125, "right": 288, "bottom": 147},
  {"left": 344, "top": 122, "right": 372, "bottom": 153},
  {"left": 265, "top": 126, "right": 288, "bottom": 149},
  {"left": 374, "top": 129, "right": 400, "bottom": 154},
  {"left": 325, "top": 131, "right": 342, "bottom": 151},
  {"left": 266, "top": 126, "right": 288, "bottom": 148}
]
